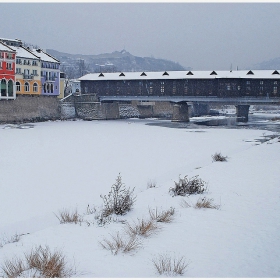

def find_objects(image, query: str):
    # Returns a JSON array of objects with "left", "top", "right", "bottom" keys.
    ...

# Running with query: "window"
[
  {"left": 227, "top": 85, "right": 231, "bottom": 90},
  {"left": 260, "top": 81, "right": 263, "bottom": 85},
  {"left": 160, "top": 81, "right": 164, "bottom": 93},
  {"left": 260, "top": 86, "right": 264, "bottom": 91},
  {"left": 238, "top": 86, "right": 241, "bottom": 90},
  {"left": 32, "top": 70, "right": 37, "bottom": 76},
  {"left": 16, "top": 82, "right": 21, "bottom": 92},
  {"left": 33, "top": 83, "right": 38, "bottom": 92},
  {"left": 172, "top": 81, "right": 176, "bottom": 94},
  {"left": 7, "top": 53, "right": 13, "bottom": 59},
  {"left": 246, "top": 86, "right": 251, "bottom": 91},
  {"left": 16, "top": 58, "right": 22, "bottom": 64},
  {"left": 274, "top": 81, "right": 277, "bottom": 85},
  {"left": 273, "top": 87, "right": 277, "bottom": 93},
  {"left": 24, "top": 82, "right": 30, "bottom": 92},
  {"left": 246, "top": 81, "right": 250, "bottom": 85},
  {"left": 0, "top": 62, "right": 2, "bottom": 69},
  {"left": 51, "top": 84, "right": 54, "bottom": 93},
  {"left": 32, "top": 60, "right": 38, "bottom": 66},
  {"left": 16, "top": 68, "right": 21, "bottom": 74},
  {"left": 0, "top": 52, "right": 4, "bottom": 58},
  {"left": 6, "top": 63, "right": 12, "bottom": 70}
]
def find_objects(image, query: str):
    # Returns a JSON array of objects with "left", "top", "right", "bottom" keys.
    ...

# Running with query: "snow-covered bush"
[
  {"left": 169, "top": 175, "right": 206, "bottom": 197},
  {"left": 99, "top": 232, "right": 142, "bottom": 255},
  {"left": 0, "top": 233, "right": 21, "bottom": 248},
  {"left": 101, "top": 174, "right": 136, "bottom": 216},
  {"left": 152, "top": 254, "right": 188, "bottom": 276},
  {"left": 55, "top": 208, "right": 83, "bottom": 225},
  {"left": 212, "top": 152, "right": 228, "bottom": 162},
  {"left": 125, "top": 218, "right": 158, "bottom": 238},
  {"left": 149, "top": 207, "right": 175, "bottom": 223},
  {"left": 194, "top": 197, "right": 220, "bottom": 210},
  {"left": 1, "top": 245, "right": 75, "bottom": 278}
]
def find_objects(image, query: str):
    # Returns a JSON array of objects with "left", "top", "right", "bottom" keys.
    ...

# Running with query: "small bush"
[
  {"left": 55, "top": 208, "right": 83, "bottom": 225},
  {"left": 1, "top": 245, "right": 75, "bottom": 278},
  {"left": 100, "top": 232, "right": 142, "bottom": 255},
  {"left": 149, "top": 207, "right": 175, "bottom": 223},
  {"left": 169, "top": 175, "right": 206, "bottom": 197},
  {"left": 152, "top": 254, "right": 188, "bottom": 276},
  {"left": 0, "top": 233, "right": 21, "bottom": 248},
  {"left": 125, "top": 218, "right": 158, "bottom": 237},
  {"left": 147, "top": 180, "right": 156, "bottom": 189},
  {"left": 212, "top": 152, "right": 228, "bottom": 162},
  {"left": 101, "top": 174, "right": 136, "bottom": 216},
  {"left": 195, "top": 197, "right": 220, "bottom": 210}
]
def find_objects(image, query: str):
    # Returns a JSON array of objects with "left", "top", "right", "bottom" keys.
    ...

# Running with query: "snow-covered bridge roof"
[{"left": 79, "top": 70, "right": 280, "bottom": 81}]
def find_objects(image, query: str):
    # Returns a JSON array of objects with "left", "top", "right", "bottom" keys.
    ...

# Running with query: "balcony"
[
  {"left": 23, "top": 74, "right": 34, "bottom": 80},
  {"left": 45, "top": 76, "right": 56, "bottom": 82}
]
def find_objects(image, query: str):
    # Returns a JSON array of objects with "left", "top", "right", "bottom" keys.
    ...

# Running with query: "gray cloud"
[{"left": 1, "top": 2, "right": 280, "bottom": 70}]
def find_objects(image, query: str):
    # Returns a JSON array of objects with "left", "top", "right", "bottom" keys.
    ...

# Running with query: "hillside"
[
  {"left": 46, "top": 49, "right": 189, "bottom": 79},
  {"left": 252, "top": 57, "right": 280, "bottom": 70}
]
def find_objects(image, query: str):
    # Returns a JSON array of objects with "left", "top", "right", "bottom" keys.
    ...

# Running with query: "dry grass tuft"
[
  {"left": 55, "top": 208, "right": 83, "bottom": 225},
  {"left": 212, "top": 152, "right": 228, "bottom": 162},
  {"left": 180, "top": 199, "right": 191, "bottom": 208},
  {"left": 100, "top": 232, "right": 142, "bottom": 255},
  {"left": 152, "top": 254, "right": 188, "bottom": 276},
  {"left": 125, "top": 218, "right": 158, "bottom": 237},
  {"left": 1, "top": 245, "right": 75, "bottom": 278},
  {"left": 0, "top": 233, "right": 21, "bottom": 248},
  {"left": 149, "top": 207, "right": 175, "bottom": 223},
  {"left": 195, "top": 197, "right": 220, "bottom": 209},
  {"left": 147, "top": 180, "right": 157, "bottom": 189}
]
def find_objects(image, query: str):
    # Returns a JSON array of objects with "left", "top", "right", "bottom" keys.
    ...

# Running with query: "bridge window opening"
[
  {"left": 99, "top": 73, "right": 104, "bottom": 77},
  {"left": 160, "top": 81, "right": 164, "bottom": 93},
  {"left": 187, "top": 71, "right": 193, "bottom": 75},
  {"left": 247, "top": 70, "right": 254, "bottom": 75},
  {"left": 163, "top": 71, "right": 169, "bottom": 76},
  {"left": 140, "top": 72, "right": 147, "bottom": 76},
  {"left": 119, "top": 72, "right": 125, "bottom": 77},
  {"left": 272, "top": 70, "right": 279, "bottom": 75}
]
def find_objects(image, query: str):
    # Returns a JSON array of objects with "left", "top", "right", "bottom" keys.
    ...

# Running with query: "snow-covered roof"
[
  {"left": 79, "top": 70, "right": 280, "bottom": 81},
  {"left": 0, "top": 41, "right": 15, "bottom": 52},
  {"left": 30, "top": 49, "right": 60, "bottom": 63},
  {"left": 10, "top": 46, "right": 40, "bottom": 59}
]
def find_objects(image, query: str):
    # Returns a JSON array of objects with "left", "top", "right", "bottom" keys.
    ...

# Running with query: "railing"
[
  {"left": 45, "top": 76, "right": 56, "bottom": 81},
  {"left": 23, "top": 74, "right": 34, "bottom": 80}
]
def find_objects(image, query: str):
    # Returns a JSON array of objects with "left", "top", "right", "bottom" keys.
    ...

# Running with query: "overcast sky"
[{"left": 1, "top": 2, "right": 280, "bottom": 70}]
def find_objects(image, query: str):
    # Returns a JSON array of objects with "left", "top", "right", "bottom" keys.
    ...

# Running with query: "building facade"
[
  {"left": 31, "top": 49, "right": 60, "bottom": 96},
  {"left": 79, "top": 70, "right": 280, "bottom": 99},
  {"left": 0, "top": 41, "right": 16, "bottom": 99}
]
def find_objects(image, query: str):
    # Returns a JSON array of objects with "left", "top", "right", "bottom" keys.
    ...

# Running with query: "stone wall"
[{"left": 0, "top": 95, "right": 60, "bottom": 124}]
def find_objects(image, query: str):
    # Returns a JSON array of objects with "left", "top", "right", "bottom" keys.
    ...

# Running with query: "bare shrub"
[
  {"left": 149, "top": 207, "right": 175, "bottom": 223},
  {"left": 152, "top": 254, "right": 188, "bottom": 276},
  {"left": 100, "top": 232, "right": 142, "bottom": 255},
  {"left": 55, "top": 208, "right": 83, "bottom": 225},
  {"left": 1, "top": 257, "right": 26, "bottom": 278},
  {"left": 212, "top": 152, "right": 228, "bottom": 162},
  {"left": 195, "top": 197, "right": 220, "bottom": 210},
  {"left": 125, "top": 218, "right": 158, "bottom": 237},
  {"left": 179, "top": 199, "right": 191, "bottom": 208},
  {"left": 147, "top": 180, "right": 156, "bottom": 189},
  {"left": 1, "top": 246, "right": 75, "bottom": 278},
  {"left": 0, "top": 233, "right": 21, "bottom": 248},
  {"left": 169, "top": 175, "right": 206, "bottom": 197},
  {"left": 101, "top": 174, "right": 136, "bottom": 216}
]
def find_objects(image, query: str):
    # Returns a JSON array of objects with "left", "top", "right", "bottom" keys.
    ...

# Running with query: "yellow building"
[{"left": 12, "top": 45, "right": 41, "bottom": 95}]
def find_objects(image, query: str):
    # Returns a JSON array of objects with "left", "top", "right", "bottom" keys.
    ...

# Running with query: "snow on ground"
[{"left": 0, "top": 119, "right": 280, "bottom": 277}]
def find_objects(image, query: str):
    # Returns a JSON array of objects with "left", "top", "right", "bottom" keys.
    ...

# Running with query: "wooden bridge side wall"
[{"left": 81, "top": 77, "right": 280, "bottom": 98}]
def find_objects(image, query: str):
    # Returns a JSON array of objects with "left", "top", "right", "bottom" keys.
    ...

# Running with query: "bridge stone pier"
[
  {"left": 235, "top": 105, "right": 250, "bottom": 122},
  {"left": 172, "top": 102, "right": 190, "bottom": 122},
  {"left": 192, "top": 102, "right": 210, "bottom": 117}
]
